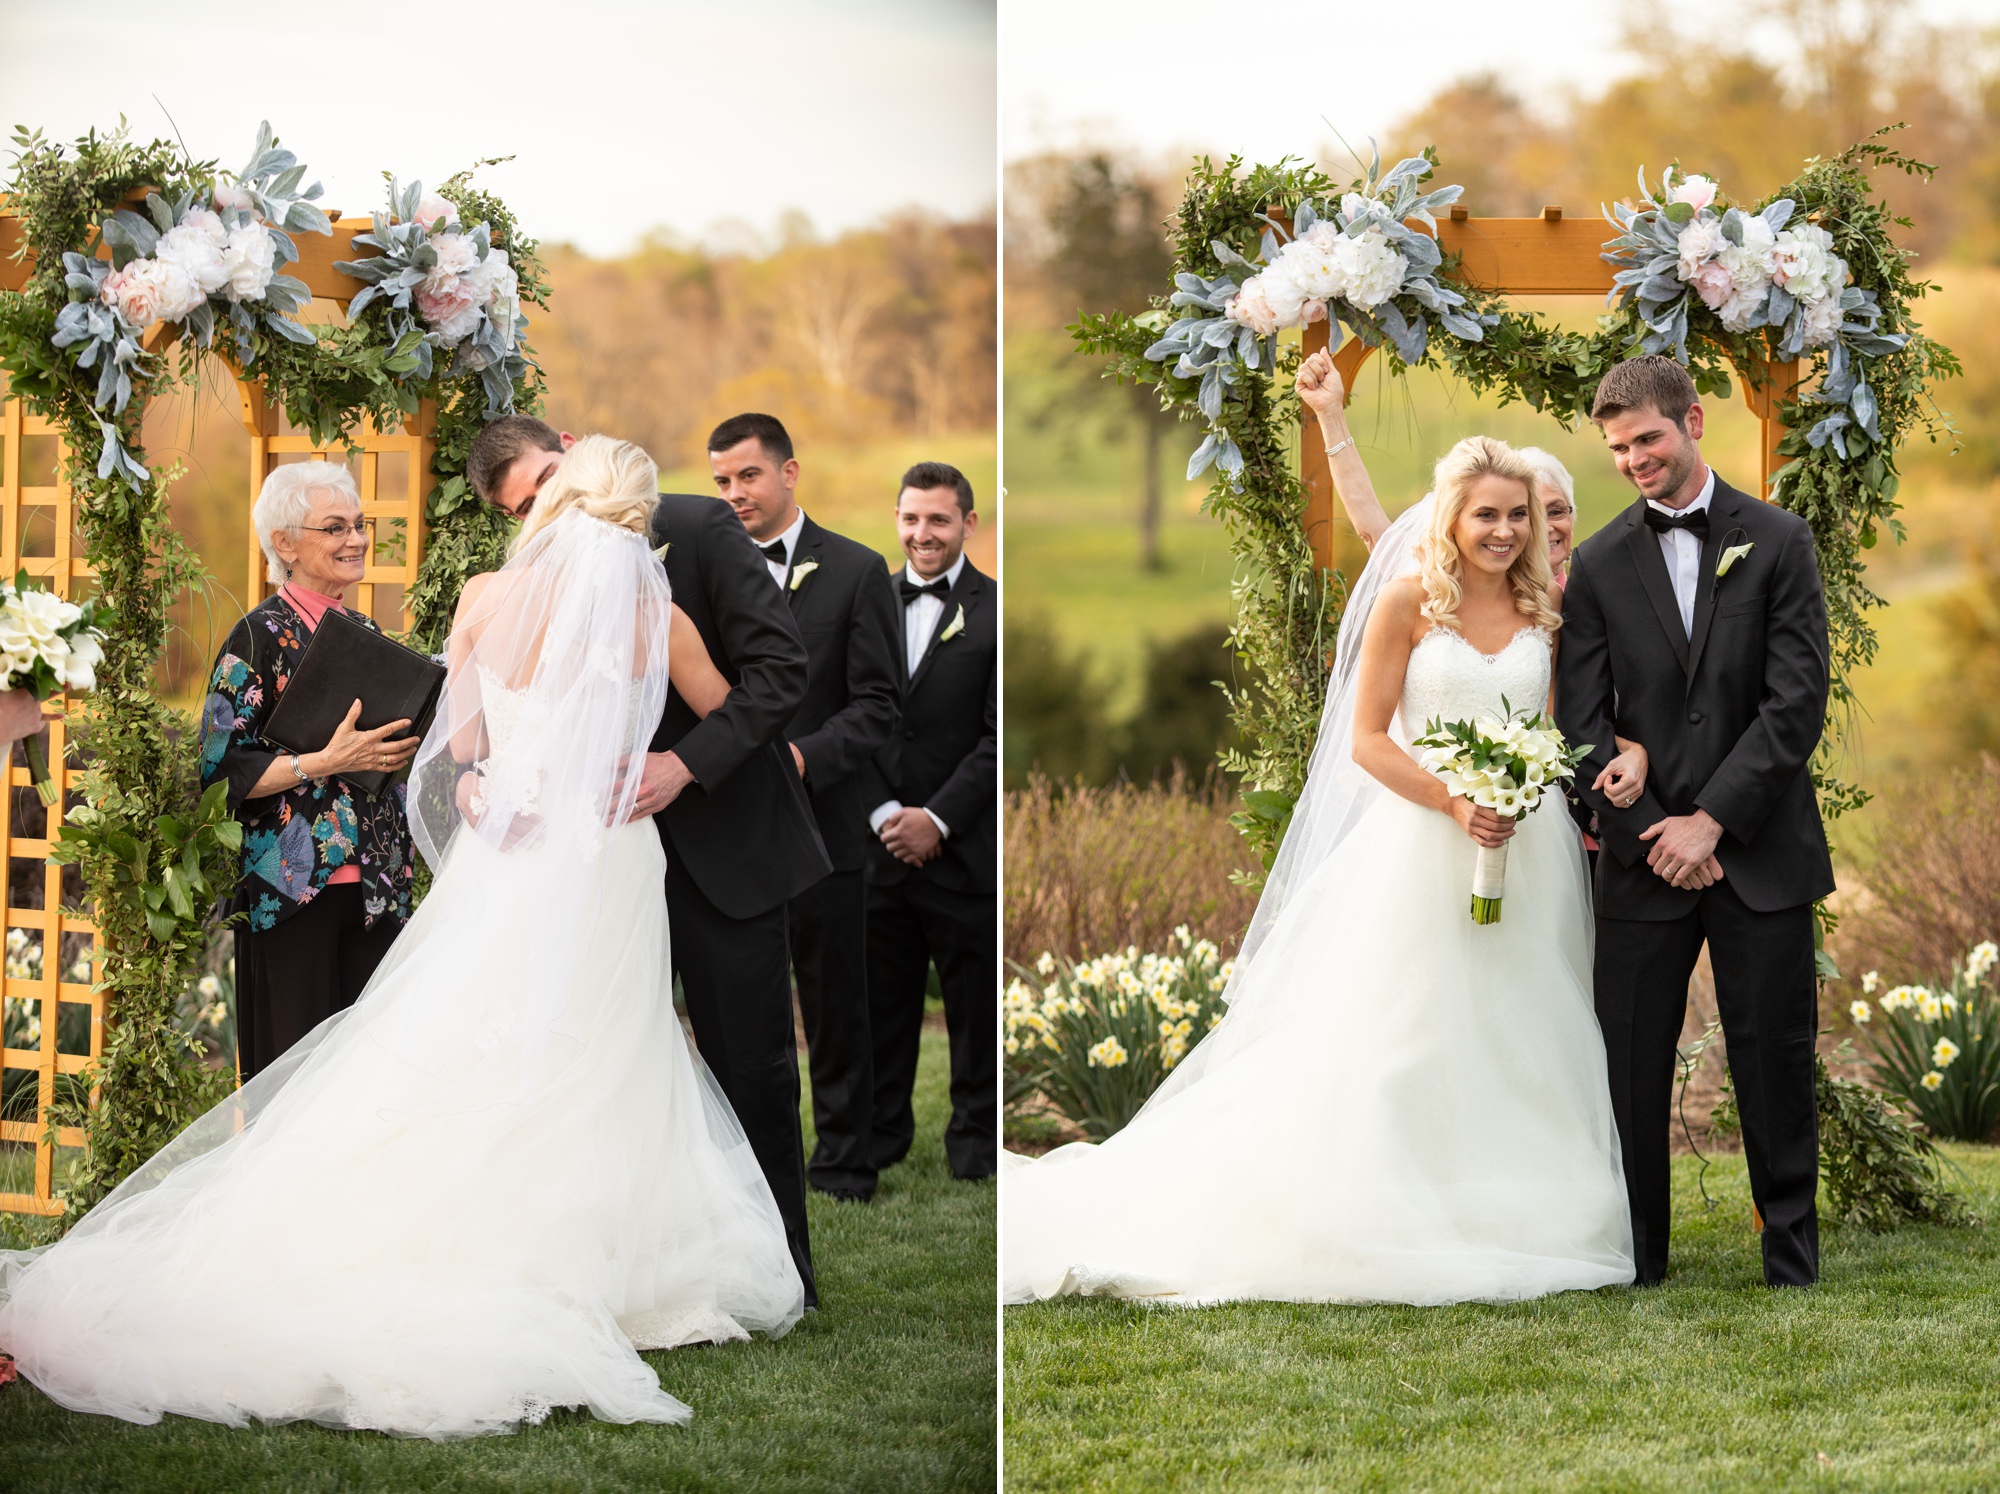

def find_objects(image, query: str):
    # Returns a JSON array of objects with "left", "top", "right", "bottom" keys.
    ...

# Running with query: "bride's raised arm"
[
  {"left": 1295, "top": 348, "right": 1391, "bottom": 551},
  {"left": 1350, "top": 577, "right": 1516, "bottom": 850}
]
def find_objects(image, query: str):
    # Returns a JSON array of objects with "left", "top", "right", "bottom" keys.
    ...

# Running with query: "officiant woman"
[{"left": 197, "top": 462, "right": 420, "bottom": 1080}]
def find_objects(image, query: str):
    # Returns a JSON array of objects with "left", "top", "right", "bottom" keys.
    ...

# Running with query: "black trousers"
[
  {"left": 790, "top": 869, "right": 877, "bottom": 1196},
  {"left": 665, "top": 852, "right": 816, "bottom": 1307},
  {"left": 1596, "top": 877, "right": 1820, "bottom": 1286},
  {"left": 866, "top": 876, "right": 996, "bottom": 1180},
  {"left": 235, "top": 884, "right": 401, "bottom": 1082}
]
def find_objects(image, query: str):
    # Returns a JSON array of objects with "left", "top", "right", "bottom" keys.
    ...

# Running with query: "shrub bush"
[
  {"left": 1837, "top": 756, "right": 2000, "bottom": 981},
  {"left": 1004, "top": 771, "right": 1258, "bottom": 965}
]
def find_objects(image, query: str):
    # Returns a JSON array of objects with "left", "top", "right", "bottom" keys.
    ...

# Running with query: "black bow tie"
[
  {"left": 1644, "top": 506, "right": 1710, "bottom": 540},
  {"left": 759, "top": 540, "right": 788, "bottom": 563},
  {"left": 900, "top": 575, "right": 951, "bottom": 605}
]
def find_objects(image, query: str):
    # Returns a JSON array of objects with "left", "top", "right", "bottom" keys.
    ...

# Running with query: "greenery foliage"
[
  {"left": 1852, "top": 950, "right": 2000, "bottom": 1143},
  {"left": 0, "top": 123, "right": 542, "bottom": 1226}
]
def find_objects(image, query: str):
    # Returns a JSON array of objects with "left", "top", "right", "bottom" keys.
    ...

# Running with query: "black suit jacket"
[
  {"left": 780, "top": 515, "right": 903, "bottom": 872},
  {"left": 648, "top": 492, "right": 832, "bottom": 919},
  {"left": 863, "top": 560, "right": 996, "bottom": 896},
  {"left": 1556, "top": 476, "right": 1836, "bottom": 920}
]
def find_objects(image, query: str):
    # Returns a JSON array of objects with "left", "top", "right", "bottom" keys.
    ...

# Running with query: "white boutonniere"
[
  {"left": 939, "top": 603, "right": 966, "bottom": 643},
  {"left": 788, "top": 558, "right": 819, "bottom": 591},
  {"left": 1716, "top": 540, "right": 1755, "bottom": 577}
]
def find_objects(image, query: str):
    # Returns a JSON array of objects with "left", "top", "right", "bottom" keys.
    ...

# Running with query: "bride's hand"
[
  {"left": 1294, "top": 349, "right": 1346, "bottom": 419},
  {"left": 1593, "top": 737, "right": 1649, "bottom": 809},
  {"left": 1448, "top": 797, "right": 1518, "bottom": 849}
]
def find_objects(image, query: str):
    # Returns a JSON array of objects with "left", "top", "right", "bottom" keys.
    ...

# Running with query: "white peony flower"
[
  {"left": 1675, "top": 217, "right": 1728, "bottom": 282},
  {"left": 1329, "top": 228, "right": 1405, "bottom": 310},
  {"left": 429, "top": 232, "right": 479, "bottom": 278},
  {"left": 1223, "top": 278, "right": 1280, "bottom": 337},
  {"left": 113, "top": 256, "right": 204, "bottom": 325},
  {"left": 1248, "top": 258, "right": 1310, "bottom": 330},
  {"left": 1771, "top": 223, "right": 1838, "bottom": 304},
  {"left": 1278, "top": 230, "right": 1348, "bottom": 306},
  {"left": 154, "top": 222, "right": 231, "bottom": 298},
  {"left": 220, "top": 222, "right": 278, "bottom": 302},
  {"left": 1717, "top": 282, "right": 1768, "bottom": 334},
  {"left": 1798, "top": 291, "right": 1844, "bottom": 349},
  {"left": 181, "top": 207, "right": 229, "bottom": 248}
]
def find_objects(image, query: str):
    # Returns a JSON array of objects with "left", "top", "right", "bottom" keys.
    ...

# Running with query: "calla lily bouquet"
[
  {"left": 1415, "top": 700, "right": 1589, "bottom": 924},
  {"left": 0, "top": 573, "right": 107, "bottom": 805}
]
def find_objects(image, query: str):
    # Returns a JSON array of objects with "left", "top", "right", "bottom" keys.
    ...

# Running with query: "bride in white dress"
[
  {"left": 0, "top": 437, "right": 803, "bottom": 1438},
  {"left": 1004, "top": 434, "right": 1636, "bottom": 1306}
]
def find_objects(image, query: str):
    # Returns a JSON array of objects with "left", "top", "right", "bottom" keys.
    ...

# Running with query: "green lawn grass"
[
  {"left": 1003, "top": 1146, "right": 2000, "bottom": 1492},
  {"left": 0, "top": 1029, "right": 995, "bottom": 1494}
]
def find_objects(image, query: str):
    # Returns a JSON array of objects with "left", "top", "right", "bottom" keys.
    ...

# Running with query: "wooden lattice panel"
[
  {"left": 0, "top": 391, "right": 101, "bottom": 1218},
  {"left": 240, "top": 385, "right": 436, "bottom": 631}
]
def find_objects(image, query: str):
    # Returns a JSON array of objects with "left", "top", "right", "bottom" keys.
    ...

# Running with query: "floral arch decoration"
[
  {"left": 0, "top": 121, "right": 545, "bottom": 1226},
  {"left": 1079, "top": 131, "right": 1958, "bottom": 884}
]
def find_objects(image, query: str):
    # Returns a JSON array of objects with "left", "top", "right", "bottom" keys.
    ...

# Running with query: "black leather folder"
[{"left": 259, "top": 606, "right": 446, "bottom": 795}]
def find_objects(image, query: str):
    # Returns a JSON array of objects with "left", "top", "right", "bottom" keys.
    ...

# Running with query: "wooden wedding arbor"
[
  {"left": 1298, "top": 206, "right": 1799, "bottom": 574},
  {"left": 0, "top": 204, "right": 421, "bottom": 1217}
]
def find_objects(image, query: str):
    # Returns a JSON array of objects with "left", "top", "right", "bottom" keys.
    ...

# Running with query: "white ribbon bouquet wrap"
[{"left": 1414, "top": 698, "right": 1588, "bottom": 924}]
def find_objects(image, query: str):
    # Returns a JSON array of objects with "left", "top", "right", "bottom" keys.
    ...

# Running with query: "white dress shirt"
[
  {"left": 1647, "top": 467, "right": 1715, "bottom": 638},
  {"left": 899, "top": 553, "right": 965, "bottom": 678},
  {"left": 870, "top": 552, "right": 968, "bottom": 840},
  {"left": 760, "top": 508, "right": 807, "bottom": 590}
]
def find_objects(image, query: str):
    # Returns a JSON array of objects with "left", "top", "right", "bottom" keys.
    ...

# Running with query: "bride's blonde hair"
[
  {"left": 1415, "top": 435, "right": 1562, "bottom": 633},
  {"left": 511, "top": 434, "right": 659, "bottom": 552}
]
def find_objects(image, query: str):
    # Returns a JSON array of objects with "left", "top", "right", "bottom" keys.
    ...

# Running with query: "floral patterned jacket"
[{"left": 198, "top": 594, "right": 416, "bottom": 933}]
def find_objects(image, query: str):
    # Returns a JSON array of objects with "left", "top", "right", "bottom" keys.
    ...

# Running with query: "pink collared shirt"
[{"left": 279, "top": 583, "right": 362, "bottom": 885}]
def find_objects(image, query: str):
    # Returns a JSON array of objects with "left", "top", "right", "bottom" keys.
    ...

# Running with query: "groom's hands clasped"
[{"left": 1640, "top": 809, "right": 1726, "bottom": 890}]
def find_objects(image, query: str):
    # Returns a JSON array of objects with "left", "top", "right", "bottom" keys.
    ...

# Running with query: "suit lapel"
[
  {"left": 1683, "top": 480, "right": 1740, "bottom": 686},
  {"left": 909, "top": 565, "right": 979, "bottom": 695},
  {"left": 1622, "top": 500, "right": 1690, "bottom": 672},
  {"left": 786, "top": 517, "right": 823, "bottom": 616}
]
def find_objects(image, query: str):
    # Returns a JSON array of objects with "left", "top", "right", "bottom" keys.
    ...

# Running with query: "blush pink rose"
[
  {"left": 213, "top": 183, "right": 256, "bottom": 216},
  {"left": 1667, "top": 173, "right": 1718, "bottom": 213},
  {"left": 108, "top": 263, "right": 166, "bottom": 327},
  {"left": 1223, "top": 279, "right": 1280, "bottom": 337},
  {"left": 1691, "top": 260, "right": 1733, "bottom": 311},
  {"left": 416, "top": 272, "right": 482, "bottom": 345}
]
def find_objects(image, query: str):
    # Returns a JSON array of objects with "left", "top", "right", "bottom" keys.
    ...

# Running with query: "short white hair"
[
  {"left": 1516, "top": 447, "right": 1574, "bottom": 507},
  {"left": 253, "top": 461, "right": 360, "bottom": 583}
]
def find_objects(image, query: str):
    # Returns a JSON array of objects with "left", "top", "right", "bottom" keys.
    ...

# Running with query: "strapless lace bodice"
[
  {"left": 474, "top": 665, "right": 645, "bottom": 759},
  {"left": 1400, "top": 625, "right": 1551, "bottom": 727}
]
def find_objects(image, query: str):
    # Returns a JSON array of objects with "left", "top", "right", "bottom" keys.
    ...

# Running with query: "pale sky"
[
  {"left": 1005, "top": 0, "right": 1999, "bottom": 167},
  {"left": 0, "top": 0, "right": 996, "bottom": 258}
]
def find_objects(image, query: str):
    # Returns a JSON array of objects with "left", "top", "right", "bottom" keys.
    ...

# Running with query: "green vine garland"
[
  {"left": 1079, "top": 129, "right": 1959, "bottom": 878},
  {"left": 0, "top": 123, "right": 542, "bottom": 1227}
]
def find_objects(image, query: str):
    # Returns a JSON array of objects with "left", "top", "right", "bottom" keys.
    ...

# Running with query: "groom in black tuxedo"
[
  {"left": 467, "top": 414, "right": 832, "bottom": 1308},
  {"left": 1557, "top": 356, "right": 1834, "bottom": 1289},
  {"left": 862, "top": 462, "right": 996, "bottom": 1182},
  {"left": 707, "top": 413, "right": 903, "bottom": 1203}
]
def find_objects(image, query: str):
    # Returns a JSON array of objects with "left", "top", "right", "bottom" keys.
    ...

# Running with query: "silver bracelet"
[{"left": 1324, "top": 436, "right": 1355, "bottom": 460}]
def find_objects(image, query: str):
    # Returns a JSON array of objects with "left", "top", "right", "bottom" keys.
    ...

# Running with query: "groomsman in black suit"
[
  {"left": 864, "top": 462, "right": 996, "bottom": 1182},
  {"left": 708, "top": 413, "right": 903, "bottom": 1203},
  {"left": 467, "top": 414, "right": 832, "bottom": 1307}
]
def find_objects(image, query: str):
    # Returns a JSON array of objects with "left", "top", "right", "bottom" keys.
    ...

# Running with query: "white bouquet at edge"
[
  {"left": 1414, "top": 700, "right": 1588, "bottom": 925},
  {"left": 0, "top": 574, "right": 106, "bottom": 805}
]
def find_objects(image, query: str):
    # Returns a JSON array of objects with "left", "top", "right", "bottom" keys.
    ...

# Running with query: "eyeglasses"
[{"left": 293, "top": 518, "right": 377, "bottom": 543}]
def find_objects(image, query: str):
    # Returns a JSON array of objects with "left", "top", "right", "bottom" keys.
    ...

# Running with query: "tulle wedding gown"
[
  {"left": 0, "top": 512, "right": 803, "bottom": 1438},
  {"left": 1004, "top": 623, "right": 1636, "bottom": 1306}
]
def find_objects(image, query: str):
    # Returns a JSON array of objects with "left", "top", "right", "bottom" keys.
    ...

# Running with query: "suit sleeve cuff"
[
  {"left": 869, "top": 799, "right": 902, "bottom": 833},
  {"left": 923, "top": 807, "right": 950, "bottom": 839}
]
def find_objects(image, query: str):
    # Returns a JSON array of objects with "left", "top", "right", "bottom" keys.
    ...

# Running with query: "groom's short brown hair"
[
  {"left": 467, "top": 414, "right": 565, "bottom": 503},
  {"left": 1590, "top": 355, "right": 1698, "bottom": 429}
]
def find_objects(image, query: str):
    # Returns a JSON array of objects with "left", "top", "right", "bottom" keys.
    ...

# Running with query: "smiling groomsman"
[
  {"left": 710, "top": 413, "right": 904, "bottom": 1203},
  {"left": 864, "top": 462, "right": 996, "bottom": 1182}
]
